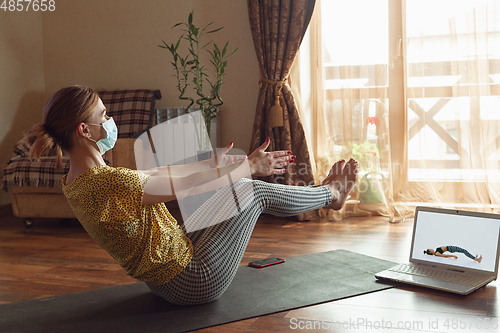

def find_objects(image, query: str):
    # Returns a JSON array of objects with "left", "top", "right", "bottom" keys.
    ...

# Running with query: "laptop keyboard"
[{"left": 388, "top": 264, "right": 487, "bottom": 287}]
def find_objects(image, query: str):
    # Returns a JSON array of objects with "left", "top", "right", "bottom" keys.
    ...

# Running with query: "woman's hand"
[
  {"left": 248, "top": 137, "right": 295, "bottom": 177},
  {"left": 209, "top": 142, "right": 247, "bottom": 168}
]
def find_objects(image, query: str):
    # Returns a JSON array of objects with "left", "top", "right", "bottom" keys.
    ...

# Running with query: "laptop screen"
[{"left": 411, "top": 209, "right": 500, "bottom": 273}]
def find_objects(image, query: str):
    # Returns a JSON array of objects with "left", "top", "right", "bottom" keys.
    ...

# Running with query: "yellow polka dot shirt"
[{"left": 62, "top": 165, "right": 193, "bottom": 286}]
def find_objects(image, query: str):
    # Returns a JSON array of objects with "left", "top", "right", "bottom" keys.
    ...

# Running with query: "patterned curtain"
[{"left": 247, "top": 0, "right": 317, "bottom": 221}]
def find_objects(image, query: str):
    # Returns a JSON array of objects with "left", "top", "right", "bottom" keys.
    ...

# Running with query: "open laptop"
[{"left": 375, "top": 206, "right": 500, "bottom": 295}]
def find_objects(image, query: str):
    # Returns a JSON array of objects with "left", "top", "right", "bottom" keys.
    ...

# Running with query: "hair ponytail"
[
  {"left": 20, "top": 85, "right": 99, "bottom": 171},
  {"left": 22, "top": 123, "right": 64, "bottom": 170}
]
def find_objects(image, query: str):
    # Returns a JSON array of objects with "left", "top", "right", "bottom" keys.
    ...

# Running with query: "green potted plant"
[
  {"left": 159, "top": 11, "right": 237, "bottom": 150},
  {"left": 350, "top": 141, "right": 385, "bottom": 204}
]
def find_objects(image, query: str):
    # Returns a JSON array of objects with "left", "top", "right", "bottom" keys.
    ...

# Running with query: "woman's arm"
[
  {"left": 142, "top": 160, "right": 250, "bottom": 206},
  {"left": 434, "top": 253, "right": 458, "bottom": 259},
  {"left": 138, "top": 142, "right": 246, "bottom": 177},
  {"left": 139, "top": 139, "right": 294, "bottom": 178},
  {"left": 445, "top": 255, "right": 459, "bottom": 259},
  {"left": 141, "top": 138, "right": 294, "bottom": 205},
  {"left": 138, "top": 159, "right": 211, "bottom": 177}
]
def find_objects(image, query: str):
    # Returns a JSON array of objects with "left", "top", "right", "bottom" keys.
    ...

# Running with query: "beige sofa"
[{"left": 3, "top": 89, "right": 161, "bottom": 226}]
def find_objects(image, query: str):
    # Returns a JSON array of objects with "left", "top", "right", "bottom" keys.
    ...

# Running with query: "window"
[
  {"left": 406, "top": 0, "right": 500, "bottom": 181},
  {"left": 316, "top": 0, "right": 500, "bottom": 182}
]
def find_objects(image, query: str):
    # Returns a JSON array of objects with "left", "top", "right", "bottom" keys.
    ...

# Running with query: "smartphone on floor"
[{"left": 248, "top": 257, "right": 285, "bottom": 268}]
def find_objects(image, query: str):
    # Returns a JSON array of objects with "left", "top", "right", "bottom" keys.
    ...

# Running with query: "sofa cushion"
[{"left": 2, "top": 155, "right": 70, "bottom": 189}]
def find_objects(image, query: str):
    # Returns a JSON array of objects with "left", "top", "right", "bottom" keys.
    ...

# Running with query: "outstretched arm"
[
  {"left": 434, "top": 253, "right": 458, "bottom": 259},
  {"left": 138, "top": 142, "right": 248, "bottom": 177},
  {"left": 138, "top": 155, "right": 218, "bottom": 177},
  {"left": 138, "top": 160, "right": 210, "bottom": 177},
  {"left": 139, "top": 138, "right": 294, "bottom": 178},
  {"left": 141, "top": 138, "right": 295, "bottom": 205},
  {"left": 142, "top": 159, "right": 250, "bottom": 206}
]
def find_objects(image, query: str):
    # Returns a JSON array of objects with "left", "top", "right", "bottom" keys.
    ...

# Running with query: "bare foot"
[
  {"left": 323, "top": 158, "right": 359, "bottom": 210},
  {"left": 321, "top": 159, "right": 346, "bottom": 186},
  {"left": 475, "top": 255, "right": 483, "bottom": 263}
]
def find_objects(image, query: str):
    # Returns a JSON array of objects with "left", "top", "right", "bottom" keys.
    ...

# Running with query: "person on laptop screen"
[{"left": 424, "top": 246, "right": 483, "bottom": 263}]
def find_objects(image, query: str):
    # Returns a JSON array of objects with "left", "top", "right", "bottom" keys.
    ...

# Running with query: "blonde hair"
[{"left": 22, "top": 86, "right": 99, "bottom": 170}]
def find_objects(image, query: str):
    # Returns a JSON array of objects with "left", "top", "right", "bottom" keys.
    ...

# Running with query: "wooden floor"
[{"left": 1, "top": 204, "right": 499, "bottom": 332}]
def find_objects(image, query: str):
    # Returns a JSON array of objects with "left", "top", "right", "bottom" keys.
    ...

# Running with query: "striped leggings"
[
  {"left": 146, "top": 178, "right": 332, "bottom": 305},
  {"left": 446, "top": 246, "right": 475, "bottom": 260}
]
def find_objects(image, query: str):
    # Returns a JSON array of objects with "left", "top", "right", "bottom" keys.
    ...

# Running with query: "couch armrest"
[{"left": 108, "top": 138, "right": 137, "bottom": 169}]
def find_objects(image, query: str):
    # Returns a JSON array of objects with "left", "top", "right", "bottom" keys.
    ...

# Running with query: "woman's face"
[
  {"left": 87, "top": 98, "right": 109, "bottom": 141},
  {"left": 427, "top": 249, "right": 435, "bottom": 255}
]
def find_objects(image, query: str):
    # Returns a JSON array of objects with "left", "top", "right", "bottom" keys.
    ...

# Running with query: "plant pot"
[{"left": 356, "top": 172, "right": 385, "bottom": 204}]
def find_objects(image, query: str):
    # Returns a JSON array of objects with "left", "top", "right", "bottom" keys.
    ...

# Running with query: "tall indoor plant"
[{"left": 159, "top": 11, "right": 236, "bottom": 149}]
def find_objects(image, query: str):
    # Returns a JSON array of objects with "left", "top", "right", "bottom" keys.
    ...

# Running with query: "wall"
[
  {"left": 0, "top": 0, "right": 260, "bottom": 205},
  {"left": 0, "top": 10, "right": 46, "bottom": 205},
  {"left": 41, "top": 0, "right": 259, "bottom": 148}
]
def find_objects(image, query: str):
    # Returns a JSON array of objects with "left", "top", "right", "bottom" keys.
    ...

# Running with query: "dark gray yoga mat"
[{"left": 0, "top": 250, "right": 395, "bottom": 333}]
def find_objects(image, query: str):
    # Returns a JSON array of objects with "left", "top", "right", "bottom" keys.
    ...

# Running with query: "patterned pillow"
[
  {"left": 97, "top": 89, "right": 162, "bottom": 139},
  {"left": 2, "top": 155, "right": 71, "bottom": 190}
]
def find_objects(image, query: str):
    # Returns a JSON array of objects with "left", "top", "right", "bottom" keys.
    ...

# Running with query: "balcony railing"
[{"left": 323, "top": 58, "right": 500, "bottom": 181}]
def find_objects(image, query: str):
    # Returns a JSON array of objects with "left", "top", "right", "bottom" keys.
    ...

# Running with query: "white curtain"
[{"left": 291, "top": 0, "right": 500, "bottom": 221}]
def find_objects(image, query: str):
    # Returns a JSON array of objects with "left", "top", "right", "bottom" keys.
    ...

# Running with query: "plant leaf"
[
  {"left": 200, "top": 22, "right": 215, "bottom": 34},
  {"left": 207, "top": 27, "right": 223, "bottom": 34},
  {"left": 222, "top": 42, "right": 228, "bottom": 56},
  {"left": 229, "top": 48, "right": 238, "bottom": 56},
  {"left": 201, "top": 40, "right": 212, "bottom": 50},
  {"left": 190, "top": 25, "right": 199, "bottom": 37}
]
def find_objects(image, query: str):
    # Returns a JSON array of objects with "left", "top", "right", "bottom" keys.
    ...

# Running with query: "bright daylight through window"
[{"left": 320, "top": 0, "right": 500, "bottom": 182}]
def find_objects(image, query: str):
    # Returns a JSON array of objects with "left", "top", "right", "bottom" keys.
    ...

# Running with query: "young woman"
[
  {"left": 424, "top": 246, "right": 482, "bottom": 263},
  {"left": 24, "top": 85, "right": 359, "bottom": 305}
]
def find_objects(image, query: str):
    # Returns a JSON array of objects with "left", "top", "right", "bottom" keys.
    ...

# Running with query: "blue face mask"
[{"left": 87, "top": 117, "right": 118, "bottom": 155}]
